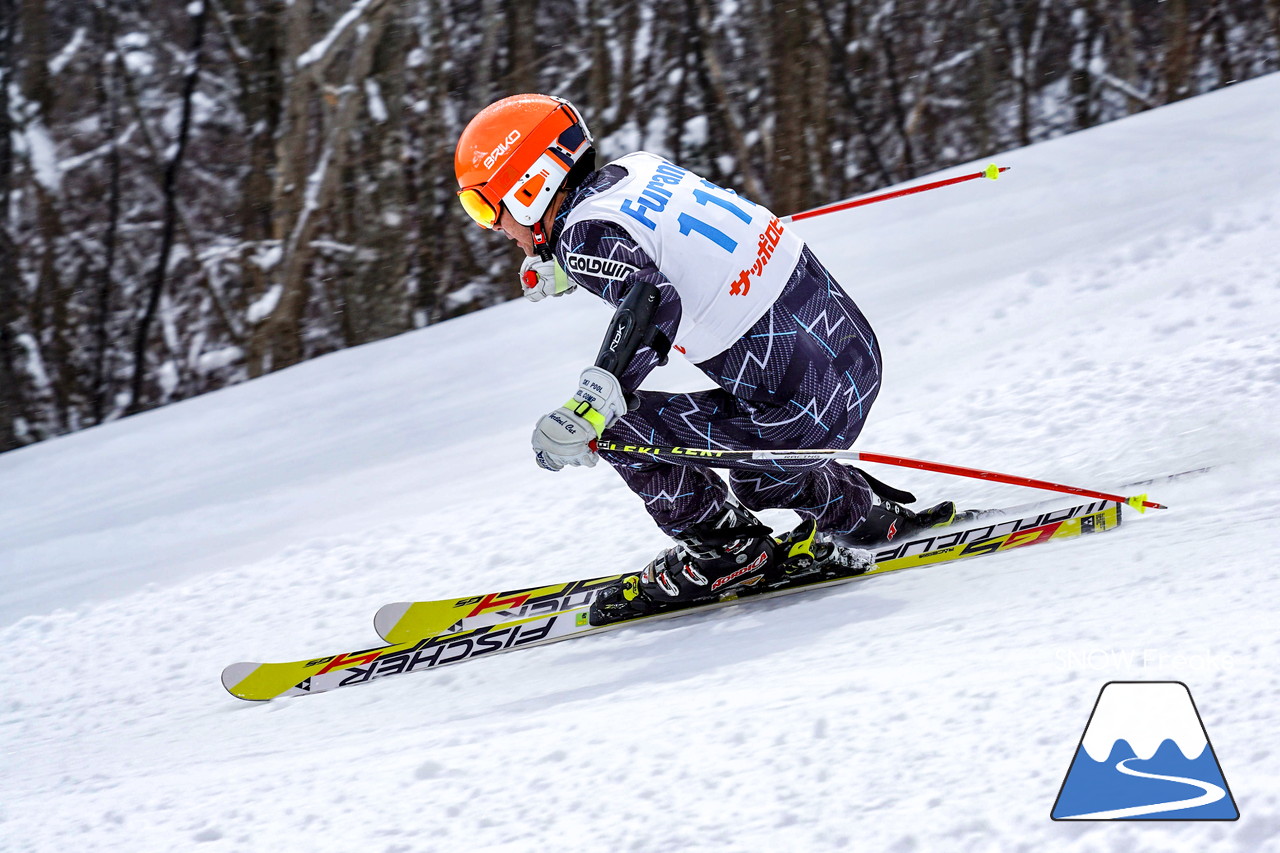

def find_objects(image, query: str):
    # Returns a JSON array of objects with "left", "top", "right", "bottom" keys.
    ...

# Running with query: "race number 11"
[{"left": 676, "top": 183, "right": 754, "bottom": 253}]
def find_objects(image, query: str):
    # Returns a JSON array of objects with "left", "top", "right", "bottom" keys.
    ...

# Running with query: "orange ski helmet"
[{"left": 455, "top": 94, "right": 594, "bottom": 231}]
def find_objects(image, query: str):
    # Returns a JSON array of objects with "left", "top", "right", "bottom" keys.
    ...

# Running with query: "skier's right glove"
[
  {"left": 531, "top": 367, "right": 627, "bottom": 471},
  {"left": 520, "top": 256, "right": 575, "bottom": 302}
]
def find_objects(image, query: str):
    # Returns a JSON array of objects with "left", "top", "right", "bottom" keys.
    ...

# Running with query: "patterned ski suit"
[{"left": 549, "top": 153, "right": 882, "bottom": 537}]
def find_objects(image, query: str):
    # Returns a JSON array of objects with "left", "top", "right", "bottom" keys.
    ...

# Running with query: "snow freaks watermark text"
[{"left": 1055, "top": 647, "right": 1238, "bottom": 673}]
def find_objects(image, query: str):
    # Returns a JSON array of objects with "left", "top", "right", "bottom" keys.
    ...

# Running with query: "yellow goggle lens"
[{"left": 458, "top": 188, "right": 499, "bottom": 229}]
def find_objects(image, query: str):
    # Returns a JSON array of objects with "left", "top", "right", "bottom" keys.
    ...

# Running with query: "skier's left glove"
[
  {"left": 520, "top": 256, "right": 576, "bottom": 302},
  {"left": 532, "top": 367, "right": 628, "bottom": 471}
]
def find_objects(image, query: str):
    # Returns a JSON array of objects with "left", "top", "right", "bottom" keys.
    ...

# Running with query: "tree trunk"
[
  {"left": 127, "top": 1, "right": 208, "bottom": 413},
  {"left": 668, "top": 14, "right": 689, "bottom": 166},
  {"left": 250, "top": 0, "right": 393, "bottom": 375},
  {"left": 1163, "top": 0, "right": 1195, "bottom": 102},
  {"left": 341, "top": 8, "right": 409, "bottom": 345},
  {"left": 504, "top": 0, "right": 537, "bottom": 94},
  {"left": 614, "top": 0, "right": 638, "bottom": 135},
  {"left": 972, "top": 0, "right": 997, "bottom": 155},
  {"left": 1267, "top": 0, "right": 1280, "bottom": 55},
  {"left": 813, "top": 0, "right": 894, "bottom": 186},
  {"left": 692, "top": 0, "right": 766, "bottom": 199},
  {"left": 409, "top": 0, "right": 452, "bottom": 328},
  {"left": 586, "top": 0, "right": 612, "bottom": 135},
  {"left": 768, "top": 2, "right": 817, "bottom": 213},
  {"left": 0, "top": 0, "right": 21, "bottom": 449},
  {"left": 18, "top": 0, "right": 68, "bottom": 432},
  {"left": 91, "top": 0, "right": 123, "bottom": 424},
  {"left": 1069, "top": 3, "right": 1099, "bottom": 130},
  {"left": 224, "top": 0, "right": 285, "bottom": 341},
  {"left": 247, "top": 0, "right": 314, "bottom": 376},
  {"left": 880, "top": 32, "right": 918, "bottom": 181},
  {"left": 1206, "top": 1, "right": 1235, "bottom": 87},
  {"left": 1105, "top": 0, "right": 1144, "bottom": 114}
]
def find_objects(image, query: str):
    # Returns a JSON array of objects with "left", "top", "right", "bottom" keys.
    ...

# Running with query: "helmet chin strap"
[
  {"left": 529, "top": 190, "right": 564, "bottom": 262},
  {"left": 530, "top": 221, "right": 554, "bottom": 262}
]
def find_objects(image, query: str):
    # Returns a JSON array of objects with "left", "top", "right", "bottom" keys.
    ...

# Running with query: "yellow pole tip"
[{"left": 1126, "top": 494, "right": 1150, "bottom": 513}]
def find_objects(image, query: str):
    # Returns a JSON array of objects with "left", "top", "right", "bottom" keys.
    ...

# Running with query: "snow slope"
[{"left": 3, "top": 75, "right": 1280, "bottom": 852}]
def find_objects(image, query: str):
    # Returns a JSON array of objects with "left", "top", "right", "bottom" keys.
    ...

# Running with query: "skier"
[{"left": 454, "top": 94, "right": 955, "bottom": 624}]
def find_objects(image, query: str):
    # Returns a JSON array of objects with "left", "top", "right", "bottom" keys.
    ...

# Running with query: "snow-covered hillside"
[{"left": 3, "top": 75, "right": 1279, "bottom": 852}]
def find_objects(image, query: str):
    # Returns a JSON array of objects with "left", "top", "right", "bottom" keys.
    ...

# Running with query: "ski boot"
[
  {"left": 838, "top": 466, "right": 976, "bottom": 547},
  {"left": 836, "top": 498, "right": 958, "bottom": 547},
  {"left": 588, "top": 504, "right": 775, "bottom": 627}
]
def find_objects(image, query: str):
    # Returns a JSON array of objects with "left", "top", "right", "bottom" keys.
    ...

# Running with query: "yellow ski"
[{"left": 222, "top": 499, "right": 1122, "bottom": 702}]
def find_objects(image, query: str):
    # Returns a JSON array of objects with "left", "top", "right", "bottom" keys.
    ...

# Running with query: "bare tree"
[
  {"left": 0, "top": 0, "right": 20, "bottom": 449},
  {"left": 127, "top": 0, "right": 209, "bottom": 412},
  {"left": 1163, "top": 0, "right": 1197, "bottom": 102},
  {"left": 247, "top": 0, "right": 394, "bottom": 375},
  {"left": 90, "top": 0, "right": 124, "bottom": 424},
  {"left": 337, "top": 12, "right": 411, "bottom": 346}
]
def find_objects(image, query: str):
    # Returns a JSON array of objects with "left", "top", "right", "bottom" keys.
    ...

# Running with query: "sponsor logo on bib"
[{"left": 565, "top": 252, "right": 638, "bottom": 281}]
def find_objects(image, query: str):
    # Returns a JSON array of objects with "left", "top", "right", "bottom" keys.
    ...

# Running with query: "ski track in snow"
[{"left": 3, "top": 76, "right": 1280, "bottom": 851}]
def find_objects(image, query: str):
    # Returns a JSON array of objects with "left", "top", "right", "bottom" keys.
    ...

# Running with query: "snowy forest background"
[{"left": 1, "top": 0, "right": 1278, "bottom": 453}]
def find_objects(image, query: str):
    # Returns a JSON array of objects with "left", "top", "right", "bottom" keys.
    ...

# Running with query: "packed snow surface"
[{"left": 3, "top": 75, "right": 1280, "bottom": 851}]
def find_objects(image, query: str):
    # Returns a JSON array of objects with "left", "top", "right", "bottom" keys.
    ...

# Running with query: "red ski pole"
[
  {"left": 783, "top": 164, "right": 1009, "bottom": 223},
  {"left": 849, "top": 451, "right": 1165, "bottom": 512},
  {"left": 592, "top": 442, "right": 1166, "bottom": 512}
]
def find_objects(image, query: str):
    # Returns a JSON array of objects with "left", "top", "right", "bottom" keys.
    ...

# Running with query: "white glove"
[
  {"left": 532, "top": 367, "right": 628, "bottom": 471},
  {"left": 520, "top": 256, "right": 575, "bottom": 302}
]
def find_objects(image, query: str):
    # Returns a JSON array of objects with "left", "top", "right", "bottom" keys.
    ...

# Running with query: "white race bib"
[{"left": 563, "top": 152, "right": 804, "bottom": 362}]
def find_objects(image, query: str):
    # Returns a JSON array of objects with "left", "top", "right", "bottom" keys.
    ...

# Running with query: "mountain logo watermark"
[{"left": 1051, "top": 681, "right": 1239, "bottom": 820}]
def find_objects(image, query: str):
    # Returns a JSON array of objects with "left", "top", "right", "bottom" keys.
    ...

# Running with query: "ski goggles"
[{"left": 457, "top": 186, "right": 503, "bottom": 230}]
